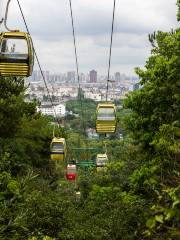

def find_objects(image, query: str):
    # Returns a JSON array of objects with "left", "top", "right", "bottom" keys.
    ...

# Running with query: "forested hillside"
[{"left": 0, "top": 2, "right": 179, "bottom": 240}]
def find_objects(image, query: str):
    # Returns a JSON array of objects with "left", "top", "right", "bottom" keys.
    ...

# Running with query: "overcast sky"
[{"left": 0, "top": 0, "right": 179, "bottom": 76}]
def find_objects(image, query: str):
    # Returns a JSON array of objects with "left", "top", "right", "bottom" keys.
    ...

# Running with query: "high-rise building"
[
  {"left": 30, "top": 70, "right": 50, "bottom": 82},
  {"left": 37, "top": 70, "right": 42, "bottom": 81},
  {"left": 67, "top": 71, "right": 76, "bottom": 83},
  {"left": 115, "top": 72, "right": 120, "bottom": 81},
  {"left": 31, "top": 70, "right": 38, "bottom": 81},
  {"left": 79, "top": 73, "right": 85, "bottom": 83},
  {"left": 45, "top": 71, "right": 50, "bottom": 82},
  {"left": 89, "top": 70, "right": 97, "bottom": 83},
  {"left": 50, "top": 74, "right": 60, "bottom": 83}
]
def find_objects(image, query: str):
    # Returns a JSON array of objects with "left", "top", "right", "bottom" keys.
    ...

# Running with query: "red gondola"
[{"left": 66, "top": 164, "right": 76, "bottom": 181}]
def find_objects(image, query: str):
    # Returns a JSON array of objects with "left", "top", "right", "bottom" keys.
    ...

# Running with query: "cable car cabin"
[
  {"left": 66, "top": 164, "right": 76, "bottom": 181},
  {"left": 0, "top": 31, "right": 34, "bottom": 77},
  {"left": 75, "top": 191, "right": 81, "bottom": 199},
  {"left": 96, "top": 103, "right": 117, "bottom": 133},
  {"left": 50, "top": 137, "right": 66, "bottom": 161},
  {"left": 96, "top": 153, "right": 108, "bottom": 167}
]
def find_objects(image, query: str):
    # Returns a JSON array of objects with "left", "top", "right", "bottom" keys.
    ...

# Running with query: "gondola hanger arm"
[
  {"left": 103, "top": 141, "right": 108, "bottom": 155},
  {"left": 0, "top": 18, "right": 4, "bottom": 25},
  {"left": 4, "top": 0, "right": 19, "bottom": 32}
]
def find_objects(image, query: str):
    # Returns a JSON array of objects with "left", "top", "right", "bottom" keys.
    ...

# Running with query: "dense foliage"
[
  {"left": 123, "top": 25, "right": 180, "bottom": 238},
  {"left": 66, "top": 98, "right": 97, "bottom": 130}
]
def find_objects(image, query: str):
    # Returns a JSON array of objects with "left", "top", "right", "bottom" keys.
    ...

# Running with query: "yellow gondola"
[
  {"left": 50, "top": 137, "right": 66, "bottom": 161},
  {"left": 0, "top": 31, "right": 34, "bottom": 77},
  {"left": 96, "top": 153, "right": 108, "bottom": 167},
  {"left": 96, "top": 103, "right": 117, "bottom": 133}
]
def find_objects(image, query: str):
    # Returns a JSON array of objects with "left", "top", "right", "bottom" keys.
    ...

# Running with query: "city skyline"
[
  {"left": 29, "top": 69, "right": 138, "bottom": 83},
  {"left": 0, "top": 0, "right": 178, "bottom": 75}
]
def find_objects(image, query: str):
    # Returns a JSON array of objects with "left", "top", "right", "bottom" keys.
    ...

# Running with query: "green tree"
[
  {"left": 123, "top": 6, "right": 180, "bottom": 239},
  {"left": 0, "top": 77, "right": 25, "bottom": 137},
  {"left": 0, "top": 76, "right": 66, "bottom": 239}
]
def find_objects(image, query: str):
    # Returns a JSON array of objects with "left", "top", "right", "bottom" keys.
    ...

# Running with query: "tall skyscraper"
[
  {"left": 89, "top": 70, "right": 97, "bottom": 83},
  {"left": 115, "top": 72, "right": 120, "bottom": 81},
  {"left": 67, "top": 71, "right": 76, "bottom": 83},
  {"left": 79, "top": 73, "right": 85, "bottom": 83}
]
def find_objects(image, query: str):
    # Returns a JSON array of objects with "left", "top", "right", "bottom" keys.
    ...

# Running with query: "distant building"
[
  {"left": 29, "top": 70, "right": 50, "bottom": 82},
  {"left": 89, "top": 70, "right": 97, "bottom": 83},
  {"left": 45, "top": 71, "right": 50, "bottom": 82},
  {"left": 115, "top": 72, "right": 120, "bottom": 81},
  {"left": 86, "top": 128, "right": 98, "bottom": 139},
  {"left": 79, "top": 73, "right": 86, "bottom": 83},
  {"left": 29, "top": 70, "right": 38, "bottom": 82},
  {"left": 121, "top": 73, "right": 126, "bottom": 81},
  {"left": 84, "top": 92, "right": 102, "bottom": 101},
  {"left": 37, "top": 70, "right": 42, "bottom": 81},
  {"left": 37, "top": 103, "right": 66, "bottom": 116},
  {"left": 67, "top": 71, "right": 76, "bottom": 83}
]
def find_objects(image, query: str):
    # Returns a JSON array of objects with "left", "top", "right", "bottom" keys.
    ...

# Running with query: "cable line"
[
  {"left": 68, "top": 0, "right": 86, "bottom": 135},
  {"left": 0, "top": 0, "right": 3, "bottom": 25},
  {"left": 96, "top": 0, "right": 117, "bottom": 136},
  {"left": 105, "top": 0, "right": 116, "bottom": 101},
  {"left": 0, "top": 18, "right": 3, "bottom": 25},
  {"left": 16, "top": 0, "right": 61, "bottom": 128}
]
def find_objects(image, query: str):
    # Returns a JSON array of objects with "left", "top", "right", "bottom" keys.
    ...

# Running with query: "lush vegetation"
[
  {"left": 65, "top": 97, "right": 126, "bottom": 138},
  {"left": 65, "top": 98, "right": 97, "bottom": 131},
  {"left": 0, "top": 2, "right": 179, "bottom": 240}
]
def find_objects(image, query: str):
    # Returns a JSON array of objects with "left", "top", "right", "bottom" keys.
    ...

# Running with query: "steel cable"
[
  {"left": 16, "top": 0, "right": 61, "bottom": 128},
  {"left": 68, "top": 0, "right": 86, "bottom": 136},
  {"left": 105, "top": 0, "right": 116, "bottom": 101}
]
